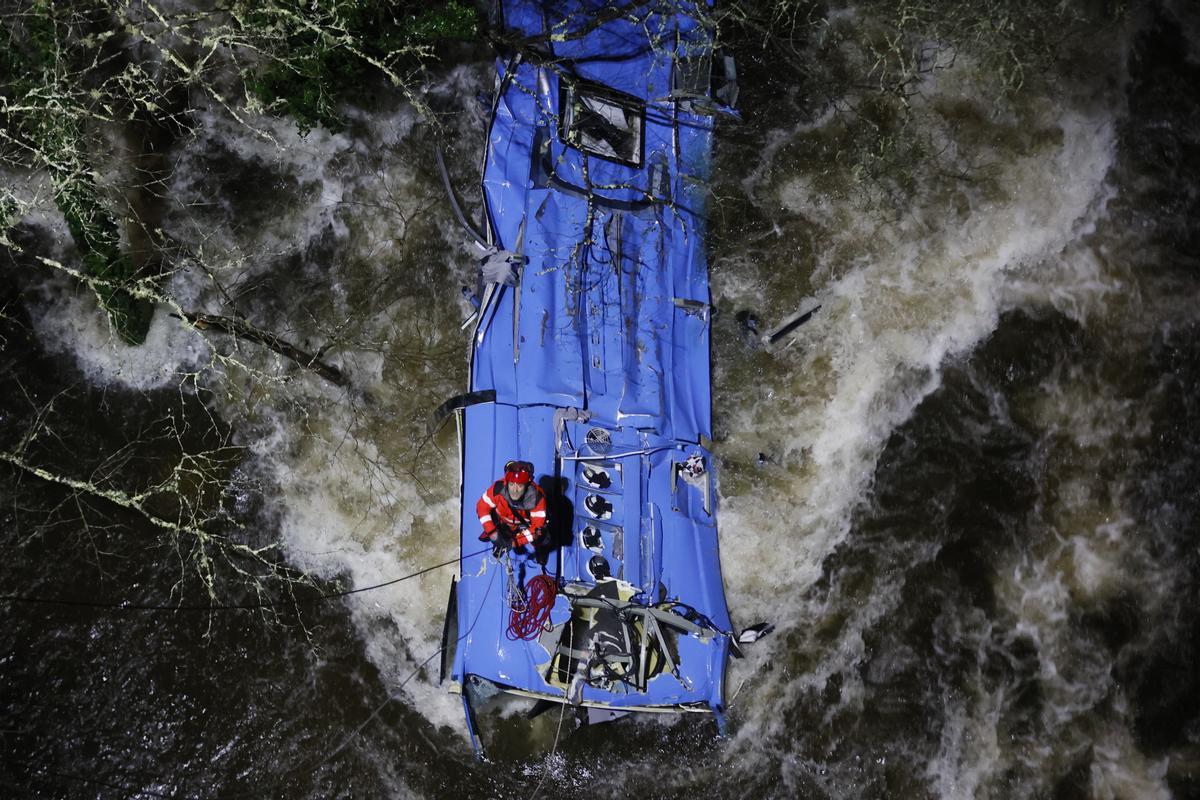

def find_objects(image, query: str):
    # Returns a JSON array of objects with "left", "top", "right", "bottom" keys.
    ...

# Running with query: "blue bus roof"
[{"left": 451, "top": 0, "right": 733, "bottom": 725}]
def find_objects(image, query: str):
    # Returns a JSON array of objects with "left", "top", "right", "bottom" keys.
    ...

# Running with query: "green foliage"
[
  {"left": 243, "top": 0, "right": 481, "bottom": 135},
  {"left": 4, "top": 1, "right": 483, "bottom": 341},
  {"left": 2, "top": 2, "right": 154, "bottom": 345},
  {"left": 404, "top": 0, "right": 479, "bottom": 42},
  {"left": 56, "top": 176, "right": 155, "bottom": 345},
  {"left": 250, "top": 41, "right": 366, "bottom": 136},
  {"left": 0, "top": 5, "right": 46, "bottom": 94},
  {"left": 34, "top": 110, "right": 154, "bottom": 344},
  {"left": 0, "top": 193, "right": 18, "bottom": 233}
]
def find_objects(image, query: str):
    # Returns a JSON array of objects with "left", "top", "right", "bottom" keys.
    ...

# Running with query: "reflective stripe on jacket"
[{"left": 476, "top": 480, "right": 547, "bottom": 547}]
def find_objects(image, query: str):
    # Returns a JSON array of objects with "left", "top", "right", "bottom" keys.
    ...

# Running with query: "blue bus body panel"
[{"left": 453, "top": 0, "right": 731, "bottom": 718}]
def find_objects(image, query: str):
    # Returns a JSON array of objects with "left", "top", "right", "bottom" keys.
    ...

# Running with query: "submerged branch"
[
  {"left": 174, "top": 311, "right": 349, "bottom": 388},
  {"left": 1, "top": 232, "right": 350, "bottom": 390},
  {"left": 0, "top": 449, "right": 277, "bottom": 561}
]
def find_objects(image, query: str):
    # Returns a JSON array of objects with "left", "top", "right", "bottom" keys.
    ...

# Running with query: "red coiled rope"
[{"left": 507, "top": 574, "right": 558, "bottom": 640}]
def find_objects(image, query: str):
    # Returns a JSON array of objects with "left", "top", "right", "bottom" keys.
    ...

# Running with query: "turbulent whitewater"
[{"left": 4, "top": 1, "right": 1200, "bottom": 798}]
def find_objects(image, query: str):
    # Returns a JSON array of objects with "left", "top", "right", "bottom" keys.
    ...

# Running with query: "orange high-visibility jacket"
[{"left": 476, "top": 480, "right": 547, "bottom": 547}]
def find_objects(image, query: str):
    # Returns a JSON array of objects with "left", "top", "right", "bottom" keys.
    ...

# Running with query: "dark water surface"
[{"left": 4, "top": 2, "right": 1200, "bottom": 798}]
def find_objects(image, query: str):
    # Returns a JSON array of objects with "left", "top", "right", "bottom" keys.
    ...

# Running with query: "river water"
[{"left": 3, "top": 1, "right": 1200, "bottom": 798}]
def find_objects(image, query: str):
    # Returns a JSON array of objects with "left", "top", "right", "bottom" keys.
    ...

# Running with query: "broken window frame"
[
  {"left": 558, "top": 78, "right": 646, "bottom": 168},
  {"left": 671, "top": 50, "right": 739, "bottom": 115}
]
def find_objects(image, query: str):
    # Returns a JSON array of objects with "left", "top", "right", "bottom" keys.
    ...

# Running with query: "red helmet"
[{"left": 504, "top": 460, "right": 533, "bottom": 485}]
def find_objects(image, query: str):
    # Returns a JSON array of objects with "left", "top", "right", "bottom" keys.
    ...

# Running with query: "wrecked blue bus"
[{"left": 439, "top": 0, "right": 746, "bottom": 755}]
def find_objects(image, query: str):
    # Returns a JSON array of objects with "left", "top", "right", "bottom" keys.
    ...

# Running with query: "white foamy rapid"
[
  {"left": 719, "top": 114, "right": 1116, "bottom": 603},
  {"left": 16, "top": 5, "right": 1168, "bottom": 795},
  {"left": 17, "top": 62, "right": 490, "bottom": 736},
  {"left": 712, "top": 27, "right": 1128, "bottom": 786},
  {"left": 921, "top": 315, "right": 1177, "bottom": 799},
  {"left": 168, "top": 74, "right": 489, "bottom": 732}
]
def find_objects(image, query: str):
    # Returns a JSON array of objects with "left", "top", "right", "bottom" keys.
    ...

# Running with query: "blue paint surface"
[{"left": 452, "top": 0, "right": 732, "bottom": 720}]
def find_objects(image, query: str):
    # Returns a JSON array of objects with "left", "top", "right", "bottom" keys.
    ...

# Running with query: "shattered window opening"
[{"left": 560, "top": 81, "right": 645, "bottom": 167}]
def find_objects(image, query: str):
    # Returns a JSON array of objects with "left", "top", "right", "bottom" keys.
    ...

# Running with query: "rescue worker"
[{"left": 477, "top": 460, "right": 548, "bottom": 556}]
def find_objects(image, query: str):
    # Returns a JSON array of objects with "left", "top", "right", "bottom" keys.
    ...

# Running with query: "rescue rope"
[
  {"left": 506, "top": 573, "right": 558, "bottom": 641},
  {"left": 0, "top": 547, "right": 492, "bottom": 613},
  {"left": 529, "top": 618, "right": 574, "bottom": 800},
  {"left": 12, "top": 568, "right": 500, "bottom": 800}
]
